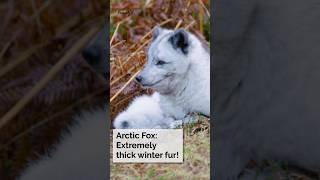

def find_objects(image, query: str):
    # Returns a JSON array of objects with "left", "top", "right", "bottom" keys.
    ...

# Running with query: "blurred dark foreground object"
[
  {"left": 17, "top": 25, "right": 109, "bottom": 180},
  {"left": 19, "top": 107, "right": 108, "bottom": 180},
  {"left": 213, "top": 0, "right": 320, "bottom": 179},
  {"left": 82, "top": 25, "right": 109, "bottom": 80},
  {"left": 0, "top": 1, "right": 109, "bottom": 177}
]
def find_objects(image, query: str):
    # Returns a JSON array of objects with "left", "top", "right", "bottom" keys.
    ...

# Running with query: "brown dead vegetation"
[{"left": 0, "top": 0, "right": 107, "bottom": 179}]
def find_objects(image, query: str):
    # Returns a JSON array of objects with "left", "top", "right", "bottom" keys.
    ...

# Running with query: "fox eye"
[{"left": 156, "top": 60, "right": 166, "bottom": 65}]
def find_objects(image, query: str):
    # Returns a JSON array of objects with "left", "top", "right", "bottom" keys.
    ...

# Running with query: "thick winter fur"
[
  {"left": 136, "top": 27, "right": 210, "bottom": 120},
  {"left": 214, "top": 0, "right": 320, "bottom": 179},
  {"left": 113, "top": 92, "right": 177, "bottom": 129},
  {"left": 20, "top": 108, "right": 107, "bottom": 180}
]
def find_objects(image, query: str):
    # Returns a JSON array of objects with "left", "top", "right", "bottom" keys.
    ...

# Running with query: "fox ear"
[
  {"left": 169, "top": 29, "right": 189, "bottom": 54},
  {"left": 153, "top": 26, "right": 163, "bottom": 40}
]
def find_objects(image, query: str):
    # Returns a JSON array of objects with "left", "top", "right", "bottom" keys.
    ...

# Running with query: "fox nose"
[{"left": 135, "top": 76, "right": 143, "bottom": 83}]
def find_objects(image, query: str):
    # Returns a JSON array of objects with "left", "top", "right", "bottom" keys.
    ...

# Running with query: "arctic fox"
[
  {"left": 136, "top": 27, "right": 210, "bottom": 120},
  {"left": 113, "top": 92, "right": 179, "bottom": 129}
]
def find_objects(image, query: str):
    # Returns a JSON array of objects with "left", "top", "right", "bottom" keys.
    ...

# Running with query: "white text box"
[{"left": 113, "top": 129, "right": 183, "bottom": 163}]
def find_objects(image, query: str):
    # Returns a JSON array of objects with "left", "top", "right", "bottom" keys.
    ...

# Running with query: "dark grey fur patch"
[
  {"left": 121, "top": 121, "right": 129, "bottom": 128},
  {"left": 168, "top": 29, "right": 189, "bottom": 54}
]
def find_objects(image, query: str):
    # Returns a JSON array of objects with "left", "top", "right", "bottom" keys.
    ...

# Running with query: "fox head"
[{"left": 136, "top": 26, "right": 203, "bottom": 94}]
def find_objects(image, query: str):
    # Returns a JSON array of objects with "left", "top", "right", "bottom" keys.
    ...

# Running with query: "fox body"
[{"left": 136, "top": 27, "right": 210, "bottom": 120}]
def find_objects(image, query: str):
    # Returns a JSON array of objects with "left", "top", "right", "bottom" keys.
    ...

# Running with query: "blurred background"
[{"left": 0, "top": 0, "right": 107, "bottom": 179}]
